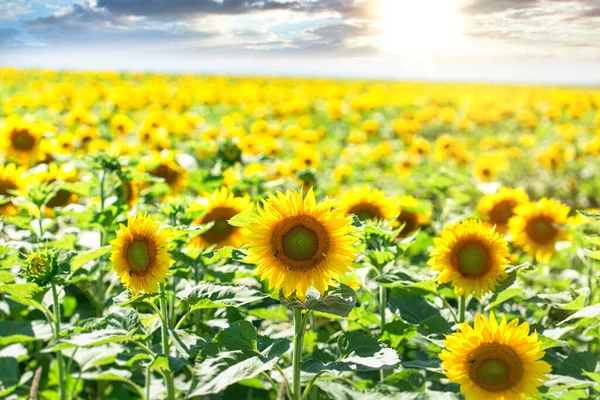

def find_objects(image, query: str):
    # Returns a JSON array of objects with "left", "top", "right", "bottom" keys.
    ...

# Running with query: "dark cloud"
[
  {"left": 462, "top": 0, "right": 540, "bottom": 15},
  {"left": 26, "top": 3, "right": 215, "bottom": 45},
  {"left": 0, "top": 28, "right": 22, "bottom": 46},
  {"left": 95, "top": 0, "right": 371, "bottom": 19}
]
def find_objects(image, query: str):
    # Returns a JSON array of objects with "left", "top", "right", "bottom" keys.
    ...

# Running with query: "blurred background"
[{"left": 1, "top": 0, "right": 599, "bottom": 84}]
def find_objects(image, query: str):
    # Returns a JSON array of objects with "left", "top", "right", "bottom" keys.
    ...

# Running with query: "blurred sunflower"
[
  {"left": 244, "top": 189, "right": 356, "bottom": 299},
  {"left": 0, "top": 163, "right": 24, "bottom": 216},
  {"left": 509, "top": 198, "right": 572, "bottom": 262},
  {"left": 110, "top": 213, "right": 173, "bottom": 294},
  {"left": 31, "top": 163, "right": 79, "bottom": 210},
  {"left": 192, "top": 187, "right": 252, "bottom": 249},
  {"left": 394, "top": 195, "right": 431, "bottom": 237},
  {"left": 1, "top": 117, "right": 43, "bottom": 165},
  {"left": 144, "top": 152, "right": 188, "bottom": 193},
  {"left": 428, "top": 220, "right": 510, "bottom": 297},
  {"left": 440, "top": 312, "right": 551, "bottom": 400},
  {"left": 478, "top": 187, "right": 529, "bottom": 234},
  {"left": 339, "top": 185, "right": 397, "bottom": 221}
]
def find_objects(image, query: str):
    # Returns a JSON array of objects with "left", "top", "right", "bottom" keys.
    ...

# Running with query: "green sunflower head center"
[
  {"left": 212, "top": 219, "right": 230, "bottom": 234},
  {"left": 127, "top": 239, "right": 152, "bottom": 272},
  {"left": 11, "top": 129, "right": 36, "bottom": 151},
  {"left": 469, "top": 343, "right": 524, "bottom": 392},
  {"left": 478, "top": 359, "right": 510, "bottom": 387},
  {"left": 526, "top": 216, "right": 558, "bottom": 244},
  {"left": 455, "top": 241, "right": 489, "bottom": 277},
  {"left": 282, "top": 226, "right": 319, "bottom": 261}
]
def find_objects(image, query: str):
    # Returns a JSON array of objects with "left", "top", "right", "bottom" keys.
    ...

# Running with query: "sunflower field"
[{"left": 1, "top": 68, "right": 600, "bottom": 400}]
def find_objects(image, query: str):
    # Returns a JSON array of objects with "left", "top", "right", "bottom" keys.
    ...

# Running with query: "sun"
[{"left": 376, "top": 0, "right": 464, "bottom": 55}]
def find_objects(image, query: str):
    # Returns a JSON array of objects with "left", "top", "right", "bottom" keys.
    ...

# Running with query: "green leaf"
[
  {"left": 486, "top": 287, "right": 526, "bottom": 311},
  {"left": 70, "top": 246, "right": 111, "bottom": 271},
  {"left": 557, "top": 352, "right": 598, "bottom": 379},
  {"left": 316, "top": 380, "right": 458, "bottom": 400},
  {"left": 189, "top": 321, "right": 290, "bottom": 396},
  {"left": 0, "top": 357, "right": 18, "bottom": 395},
  {"left": 280, "top": 283, "right": 357, "bottom": 317},
  {"left": 303, "top": 331, "right": 399, "bottom": 373},
  {"left": 227, "top": 210, "right": 256, "bottom": 227},
  {"left": 43, "top": 329, "right": 132, "bottom": 352},
  {"left": 248, "top": 306, "right": 290, "bottom": 322},
  {"left": 0, "top": 320, "right": 53, "bottom": 346},
  {"left": 558, "top": 304, "right": 600, "bottom": 325},
  {"left": 176, "top": 282, "right": 268, "bottom": 311},
  {"left": 587, "top": 251, "right": 600, "bottom": 261},
  {"left": 384, "top": 369, "right": 425, "bottom": 392}
]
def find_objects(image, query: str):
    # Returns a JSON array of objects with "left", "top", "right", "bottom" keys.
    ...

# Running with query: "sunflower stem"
[
  {"left": 292, "top": 309, "right": 309, "bottom": 400},
  {"left": 146, "top": 365, "right": 151, "bottom": 400},
  {"left": 50, "top": 282, "right": 66, "bottom": 400},
  {"left": 458, "top": 294, "right": 466, "bottom": 323},
  {"left": 159, "top": 283, "right": 175, "bottom": 400},
  {"left": 379, "top": 285, "right": 387, "bottom": 382}
]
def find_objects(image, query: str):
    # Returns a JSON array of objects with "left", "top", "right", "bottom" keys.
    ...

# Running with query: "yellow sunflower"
[
  {"left": 509, "top": 198, "right": 572, "bottom": 262},
  {"left": 1, "top": 117, "right": 43, "bottom": 165},
  {"left": 440, "top": 312, "right": 551, "bottom": 400},
  {"left": 244, "top": 189, "right": 357, "bottom": 299},
  {"left": 0, "top": 163, "right": 25, "bottom": 216},
  {"left": 428, "top": 220, "right": 510, "bottom": 297},
  {"left": 191, "top": 187, "right": 252, "bottom": 249},
  {"left": 394, "top": 195, "right": 431, "bottom": 237},
  {"left": 110, "top": 213, "right": 174, "bottom": 295},
  {"left": 143, "top": 152, "right": 188, "bottom": 194},
  {"left": 478, "top": 187, "right": 529, "bottom": 234},
  {"left": 338, "top": 185, "right": 398, "bottom": 222},
  {"left": 29, "top": 163, "right": 79, "bottom": 211}
]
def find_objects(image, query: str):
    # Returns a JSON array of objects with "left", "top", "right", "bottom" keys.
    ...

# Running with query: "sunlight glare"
[{"left": 376, "top": 0, "right": 464, "bottom": 55}]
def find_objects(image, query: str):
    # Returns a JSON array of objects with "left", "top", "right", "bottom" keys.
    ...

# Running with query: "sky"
[{"left": 1, "top": 0, "right": 600, "bottom": 84}]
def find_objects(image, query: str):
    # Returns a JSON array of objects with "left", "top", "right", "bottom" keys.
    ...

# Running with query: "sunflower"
[
  {"left": 428, "top": 220, "right": 510, "bottom": 297},
  {"left": 244, "top": 189, "right": 357, "bottom": 299},
  {"left": 338, "top": 185, "right": 398, "bottom": 222},
  {"left": 191, "top": 187, "right": 252, "bottom": 249},
  {"left": 1, "top": 117, "right": 43, "bottom": 165},
  {"left": 30, "top": 163, "right": 79, "bottom": 210},
  {"left": 0, "top": 163, "right": 25, "bottom": 216},
  {"left": 110, "top": 213, "right": 174, "bottom": 295},
  {"left": 394, "top": 195, "right": 431, "bottom": 237},
  {"left": 509, "top": 198, "right": 572, "bottom": 262},
  {"left": 440, "top": 312, "right": 551, "bottom": 400},
  {"left": 143, "top": 152, "right": 188, "bottom": 194},
  {"left": 478, "top": 187, "right": 529, "bottom": 234}
]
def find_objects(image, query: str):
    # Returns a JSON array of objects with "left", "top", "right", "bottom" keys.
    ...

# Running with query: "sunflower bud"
[
  {"left": 217, "top": 140, "right": 242, "bottom": 167},
  {"left": 22, "top": 248, "right": 60, "bottom": 286}
]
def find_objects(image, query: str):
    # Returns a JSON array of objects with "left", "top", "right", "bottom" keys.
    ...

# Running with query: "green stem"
[
  {"left": 458, "top": 294, "right": 466, "bottom": 323},
  {"left": 51, "top": 283, "right": 66, "bottom": 400},
  {"left": 273, "top": 364, "right": 293, "bottom": 399},
  {"left": 159, "top": 283, "right": 175, "bottom": 400},
  {"left": 292, "top": 309, "right": 308, "bottom": 400},
  {"left": 146, "top": 366, "right": 151, "bottom": 400},
  {"left": 301, "top": 371, "right": 324, "bottom": 400},
  {"left": 438, "top": 295, "right": 459, "bottom": 325},
  {"left": 379, "top": 285, "right": 387, "bottom": 383},
  {"left": 37, "top": 206, "right": 44, "bottom": 239},
  {"left": 99, "top": 169, "right": 106, "bottom": 213}
]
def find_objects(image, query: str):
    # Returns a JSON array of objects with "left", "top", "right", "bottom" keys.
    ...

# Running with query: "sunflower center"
[
  {"left": 198, "top": 207, "right": 239, "bottom": 245},
  {"left": 0, "top": 179, "right": 17, "bottom": 196},
  {"left": 272, "top": 215, "right": 330, "bottom": 271},
  {"left": 468, "top": 342, "right": 524, "bottom": 392},
  {"left": 489, "top": 200, "right": 515, "bottom": 225},
  {"left": 454, "top": 241, "right": 489, "bottom": 277},
  {"left": 526, "top": 216, "right": 558, "bottom": 244},
  {"left": 478, "top": 359, "right": 510, "bottom": 386},
  {"left": 11, "top": 129, "right": 36, "bottom": 151},
  {"left": 397, "top": 211, "right": 418, "bottom": 236},
  {"left": 348, "top": 204, "right": 383, "bottom": 221},
  {"left": 150, "top": 163, "right": 181, "bottom": 187},
  {"left": 282, "top": 226, "right": 319, "bottom": 261},
  {"left": 127, "top": 239, "right": 152, "bottom": 272},
  {"left": 46, "top": 189, "right": 74, "bottom": 209}
]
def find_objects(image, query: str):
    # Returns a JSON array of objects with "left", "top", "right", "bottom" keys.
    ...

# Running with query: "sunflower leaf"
[
  {"left": 70, "top": 246, "right": 111, "bottom": 271},
  {"left": 281, "top": 283, "right": 358, "bottom": 317},
  {"left": 176, "top": 282, "right": 269, "bottom": 311},
  {"left": 227, "top": 210, "right": 256, "bottom": 227}
]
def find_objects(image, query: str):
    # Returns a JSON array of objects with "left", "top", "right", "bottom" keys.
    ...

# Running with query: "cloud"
[
  {"left": 0, "top": 28, "right": 22, "bottom": 45},
  {"left": 462, "top": 0, "right": 540, "bottom": 15},
  {"left": 95, "top": 0, "right": 372, "bottom": 20},
  {"left": 25, "top": 2, "right": 215, "bottom": 45}
]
